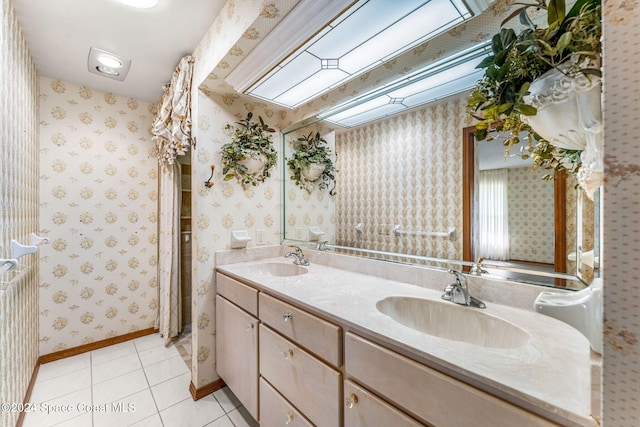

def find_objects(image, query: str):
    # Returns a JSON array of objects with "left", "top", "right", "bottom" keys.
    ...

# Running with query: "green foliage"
[
  {"left": 467, "top": 0, "right": 601, "bottom": 174},
  {"left": 220, "top": 112, "right": 278, "bottom": 186},
  {"left": 286, "top": 132, "right": 336, "bottom": 192}
]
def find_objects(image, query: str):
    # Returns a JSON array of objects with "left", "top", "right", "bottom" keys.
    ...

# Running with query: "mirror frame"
[{"left": 462, "top": 126, "right": 569, "bottom": 287}]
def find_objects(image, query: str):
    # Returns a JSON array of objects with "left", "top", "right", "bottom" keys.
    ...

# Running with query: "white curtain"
[
  {"left": 153, "top": 55, "right": 195, "bottom": 164},
  {"left": 157, "top": 162, "right": 182, "bottom": 344},
  {"left": 477, "top": 169, "right": 510, "bottom": 260},
  {"left": 152, "top": 55, "right": 194, "bottom": 344}
]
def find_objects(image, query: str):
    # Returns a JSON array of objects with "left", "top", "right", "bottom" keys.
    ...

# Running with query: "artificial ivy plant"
[
  {"left": 467, "top": 0, "right": 601, "bottom": 177},
  {"left": 286, "top": 131, "right": 336, "bottom": 192},
  {"left": 220, "top": 112, "right": 278, "bottom": 186}
]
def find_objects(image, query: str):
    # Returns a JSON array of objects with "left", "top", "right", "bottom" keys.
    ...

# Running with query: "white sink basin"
[
  {"left": 248, "top": 262, "right": 308, "bottom": 277},
  {"left": 376, "top": 296, "right": 530, "bottom": 349}
]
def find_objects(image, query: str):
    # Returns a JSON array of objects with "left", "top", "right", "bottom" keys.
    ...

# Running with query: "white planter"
[
  {"left": 523, "top": 67, "right": 603, "bottom": 198},
  {"left": 239, "top": 150, "right": 267, "bottom": 175},
  {"left": 302, "top": 163, "right": 325, "bottom": 182}
]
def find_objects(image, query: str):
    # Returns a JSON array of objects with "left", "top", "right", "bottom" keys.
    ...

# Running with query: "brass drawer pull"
[{"left": 345, "top": 393, "right": 359, "bottom": 409}]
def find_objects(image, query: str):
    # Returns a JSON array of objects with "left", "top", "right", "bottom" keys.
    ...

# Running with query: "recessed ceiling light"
[
  {"left": 117, "top": 0, "right": 159, "bottom": 8},
  {"left": 96, "top": 55, "right": 123, "bottom": 69},
  {"left": 96, "top": 66, "right": 120, "bottom": 76},
  {"left": 88, "top": 47, "right": 131, "bottom": 81}
]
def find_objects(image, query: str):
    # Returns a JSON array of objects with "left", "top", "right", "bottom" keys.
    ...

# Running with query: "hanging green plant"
[
  {"left": 220, "top": 112, "right": 278, "bottom": 186},
  {"left": 286, "top": 132, "right": 336, "bottom": 193},
  {"left": 467, "top": 0, "right": 601, "bottom": 179}
]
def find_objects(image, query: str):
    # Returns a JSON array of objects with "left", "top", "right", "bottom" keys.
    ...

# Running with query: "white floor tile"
[
  {"left": 213, "top": 387, "right": 242, "bottom": 413},
  {"left": 22, "top": 387, "right": 91, "bottom": 427},
  {"left": 138, "top": 343, "right": 180, "bottom": 367},
  {"left": 205, "top": 415, "right": 235, "bottom": 427},
  {"left": 36, "top": 353, "right": 91, "bottom": 383},
  {"left": 93, "top": 368, "right": 149, "bottom": 405},
  {"left": 91, "top": 340, "right": 137, "bottom": 366},
  {"left": 51, "top": 412, "right": 93, "bottom": 426},
  {"left": 133, "top": 334, "right": 166, "bottom": 352},
  {"left": 93, "top": 389, "right": 158, "bottom": 427},
  {"left": 227, "top": 406, "right": 259, "bottom": 427},
  {"left": 160, "top": 395, "right": 226, "bottom": 427},
  {"left": 30, "top": 367, "right": 91, "bottom": 403},
  {"left": 129, "top": 412, "right": 164, "bottom": 427},
  {"left": 150, "top": 372, "right": 192, "bottom": 411},
  {"left": 143, "top": 355, "right": 190, "bottom": 386},
  {"left": 92, "top": 352, "right": 142, "bottom": 384}
]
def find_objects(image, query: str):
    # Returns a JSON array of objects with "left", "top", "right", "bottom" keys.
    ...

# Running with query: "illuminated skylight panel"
[
  {"left": 274, "top": 69, "right": 350, "bottom": 106},
  {"left": 328, "top": 102, "right": 407, "bottom": 127},
  {"left": 246, "top": 0, "right": 476, "bottom": 108},
  {"left": 307, "top": 0, "right": 429, "bottom": 60},
  {"left": 401, "top": 71, "right": 484, "bottom": 108},
  {"left": 389, "top": 60, "right": 479, "bottom": 98},
  {"left": 250, "top": 52, "right": 323, "bottom": 100},
  {"left": 321, "top": 42, "right": 491, "bottom": 127},
  {"left": 324, "top": 96, "right": 392, "bottom": 122}
]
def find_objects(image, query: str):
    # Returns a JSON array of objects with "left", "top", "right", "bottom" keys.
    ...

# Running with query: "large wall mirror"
[{"left": 281, "top": 104, "right": 600, "bottom": 290}]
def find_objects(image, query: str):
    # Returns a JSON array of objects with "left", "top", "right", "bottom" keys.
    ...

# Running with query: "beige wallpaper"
[
  {"left": 507, "top": 167, "right": 555, "bottom": 264},
  {"left": 189, "top": 0, "right": 300, "bottom": 389},
  {"left": 38, "top": 77, "right": 159, "bottom": 355},
  {"left": 283, "top": 126, "right": 336, "bottom": 244},
  {"left": 602, "top": 0, "right": 640, "bottom": 423},
  {"left": 334, "top": 96, "right": 472, "bottom": 261},
  {"left": 0, "top": 1, "right": 40, "bottom": 426},
  {"left": 190, "top": 91, "right": 290, "bottom": 387}
]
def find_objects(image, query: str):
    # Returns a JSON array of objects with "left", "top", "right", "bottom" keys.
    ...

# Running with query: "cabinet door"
[{"left": 215, "top": 295, "right": 259, "bottom": 420}]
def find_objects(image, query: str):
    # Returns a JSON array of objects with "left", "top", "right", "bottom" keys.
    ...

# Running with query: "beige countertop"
[{"left": 216, "top": 254, "right": 594, "bottom": 427}]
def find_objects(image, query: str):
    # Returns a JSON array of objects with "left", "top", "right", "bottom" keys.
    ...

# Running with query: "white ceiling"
[{"left": 11, "top": 0, "right": 225, "bottom": 103}]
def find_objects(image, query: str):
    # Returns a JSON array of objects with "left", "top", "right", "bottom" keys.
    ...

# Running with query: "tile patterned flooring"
[{"left": 22, "top": 333, "right": 258, "bottom": 427}]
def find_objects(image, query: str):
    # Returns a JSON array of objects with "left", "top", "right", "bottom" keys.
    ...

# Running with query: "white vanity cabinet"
[
  {"left": 215, "top": 274, "right": 259, "bottom": 420},
  {"left": 215, "top": 269, "right": 571, "bottom": 427}
]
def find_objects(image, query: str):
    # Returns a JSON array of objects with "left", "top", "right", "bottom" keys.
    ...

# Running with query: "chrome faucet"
[
  {"left": 441, "top": 269, "right": 486, "bottom": 309},
  {"left": 315, "top": 241, "right": 329, "bottom": 251},
  {"left": 469, "top": 258, "right": 488, "bottom": 276},
  {"left": 285, "top": 245, "right": 310, "bottom": 266}
]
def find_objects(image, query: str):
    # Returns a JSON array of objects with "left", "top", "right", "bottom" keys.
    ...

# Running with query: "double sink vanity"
[{"left": 214, "top": 246, "right": 596, "bottom": 427}]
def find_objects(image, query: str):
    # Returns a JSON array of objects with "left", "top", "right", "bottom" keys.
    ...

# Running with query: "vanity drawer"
[
  {"left": 260, "top": 377, "right": 313, "bottom": 427},
  {"left": 260, "top": 324, "right": 342, "bottom": 427},
  {"left": 216, "top": 272, "right": 258, "bottom": 316},
  {"left": 344, "top": 380, "right": 425, "bottom": 427},
  {"left": 259, "top": 292, "right": 342, "bottom": 366},
  {"left": 345, "top": 333, "right": 557, "bottom": 427}
]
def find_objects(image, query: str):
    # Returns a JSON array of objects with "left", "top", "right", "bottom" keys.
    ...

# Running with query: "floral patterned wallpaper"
[
  {"left": 1, "top": 1, "right": 39, "bottom": 426},
  {"left": 189, "top": 0, "right": 300, "bottom": 389},
  {"left": 38, "top": 77, "right": 159, "bottom": 355},
  {"left": 190, "top": 92, "right": 289, "bottom": 387},
  {"left": 602, "top": 0, "right": 640, "bottom": 423},
  {"left": 334, "top": 96, "right": 472, "bottom": 261},
  {"left": 283, "top": 126, "right": 336, "bottom": 244},
  {"left": 507, "top": 167, "right": 554, "bottom": 264}
]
